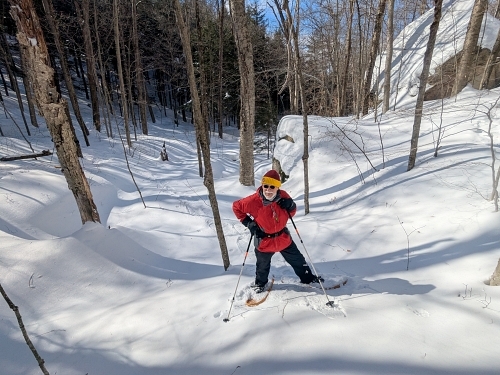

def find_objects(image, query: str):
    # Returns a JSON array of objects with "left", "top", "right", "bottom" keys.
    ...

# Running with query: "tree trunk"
[
  {"left": 131, "top": 0, "right": 148, "bottom": 135},
  {"left": 113, "top": 0, "right": 132, "bottom": 147},
  {"left": 19, "top": 46, "right": 39, "bottom": 127},
  {"left": 362, "top": 0, "right": 387, "bottom": 116},
  {"left": 173, "top": 0, "right": 230, "bottom": 270},
  {"left": 282, "top": 0, "right": 310, "bottom": 214},
  {"left": 9, "top": 0, "right": 100, "bottom": 224},
  {"left": 93, "top": 0, "right": 113, "bottom": 137},
  {"left": 407, "top": 0, "right": 443, "bottom": 171},
  {"left": 0, "top": 32, "right": 31, "bottom": 135},
  {"left": 480, "top": 28, "right": 500, "bottom": 89},
  {"left": 217, "top": 0, "right": 225, "bottom": 139},
  {"left": 229, "top": 0, "right": 255, "bottom": 187},
  {"left": 340, "top": 0, "right": 354, "bottom": 117},
  {"left": 490, "top": 258, "right": 500, "bottom": 286},
  {"left": 383, "top": 0, "right": 395, "bottom": 113},
  {"left": 452, "top": 0, "right": 487, "bottom": 96},
  {"left": 41, "top": 0, "right": 90, "bottom": 147},
  {"left": 75, "top": 0, "right": 101, "bottom": 132}
]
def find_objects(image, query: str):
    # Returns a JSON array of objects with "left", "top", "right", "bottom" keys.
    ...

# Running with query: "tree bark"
[
  {"left": 93, "top": 0, "right": 113, "bottom": 137},
  {"left": 18, "top": 44, "right": 39, "bottom": 128},
  {"left": 383, "top": 0, "right": 395, "bottom": 113},
  {"left": 131, "top": 0, "right": 148, "bottom": 135},
  {"left": 362, "top": 0, "right": 387, "bottom": 116},
  {"left": 0, "top": 32, "right": 31, "bottom": 135},
  {"left": 75, "top": 0, "right": 101, "bottom": 132},
  {"left": 452, "top": 0, "right": 487, "bottom": 96},
  {"left": 217, "top": 0, "right": 225, "bottom": 139},
  {"left": 229, "top": 0, "right": 255, "bottom": 186},
  {"left": 407, "top": 0, "right": 443, "bottom": 171},
  {"left": 340, "top": 0, "right": 354, "bottom": 117},
  {"left": 282, "top": 0, "right": 310, "bottom": 214},
  {"left": 173, "top": 0, "right": 230, "bottom": 270},
  {"left": 480, "top": 28, "right": 500, "bottom": 89},
  {"left": 41, "top": 0, "right": 90, "bottom": 146},
  {"left": 9, "top": 0, "right": 100, "bottom": 224},
  {"left": 113, "top": 0, "right": 132, "bottom": 147}
]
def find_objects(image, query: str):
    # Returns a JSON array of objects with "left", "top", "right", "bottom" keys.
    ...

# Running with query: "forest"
[{"left": 1, "top": 0, "right": 499, "bottom": 251}]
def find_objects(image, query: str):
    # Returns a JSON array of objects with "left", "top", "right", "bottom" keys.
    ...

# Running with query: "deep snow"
[{"left": 1, "top": 0, "right": 500, "bottom": 374}]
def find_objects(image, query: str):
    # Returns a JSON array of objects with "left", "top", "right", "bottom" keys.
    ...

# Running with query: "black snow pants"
[{"left": 254, "top": 240, "right": 314, "bottom": 286}]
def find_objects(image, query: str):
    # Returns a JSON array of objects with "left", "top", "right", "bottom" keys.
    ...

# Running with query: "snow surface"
[
  {"left": 374, "top": 0, "right": 500, "bottom": 108},
  {"left": 1, "top": 1, "right": 500, "bottom": 374}
]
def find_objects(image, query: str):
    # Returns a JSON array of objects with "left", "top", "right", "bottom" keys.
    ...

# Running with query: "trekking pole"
[
  {"left": 223, "top": 234, "right": 254, "bottom": 322},
  {"left": 287, "top": 212, "right": 335, "bottom": 307}
]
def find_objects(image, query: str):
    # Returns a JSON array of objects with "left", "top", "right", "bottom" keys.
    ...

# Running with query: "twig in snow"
[{"left": 0, "top": 283, "right": 50, "bottom": 375}]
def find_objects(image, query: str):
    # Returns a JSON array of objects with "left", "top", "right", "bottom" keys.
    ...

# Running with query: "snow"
[
  {"left": 1, "top": 1, "right": 500, "bottom": 374},
  {"left": 374, "top": 0, "right": 500, "bottom": 108}
]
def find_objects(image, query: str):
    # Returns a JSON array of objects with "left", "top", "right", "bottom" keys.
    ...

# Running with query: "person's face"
[{"left": 262, "top": 184, "right": 278, "bottom": 200}]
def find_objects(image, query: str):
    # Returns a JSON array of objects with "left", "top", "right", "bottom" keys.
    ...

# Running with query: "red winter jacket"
[{"left": 232, "top": 187, "right": 296, "bottom": 252}]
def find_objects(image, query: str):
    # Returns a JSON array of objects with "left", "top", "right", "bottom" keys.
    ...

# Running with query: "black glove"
[
  {"left": 241, "top": 216, "right": 253, "bottom": 227},
  {"left": 278, "top": 198, "right": 295, "bottom": 211},
  {"left": 247, "top": 220, "right": 265, "bottom": 238}
]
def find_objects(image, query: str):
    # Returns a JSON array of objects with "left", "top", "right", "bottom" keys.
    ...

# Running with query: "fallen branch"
[
  {"left": 0, "top": 282, "right": 50, "bottom": 375},
  {"left": 1, "top": 150, "right": 53, "bottom": 162}
]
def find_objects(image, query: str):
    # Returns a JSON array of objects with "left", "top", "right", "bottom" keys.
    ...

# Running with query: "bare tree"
[
  {"left": 382, "top": 0, "right": 395, "bottom": 113},
  {"left": 278, "top": 0, "right": 311, "bottom": 214},
  {"left": 452, "top": 0, "right": 488, "bottom": 96},
  {"left": 0, "top": 32, "right": 31, "bottom": 135},
  {"left": 41, "top": 0, "right": 90, "bottom": 146},
  {"left": 9, "top": 0, "right": 100, "bottom": 224},
  {"left": 75, "top": 0, "right": 101, "bottom": 132},
  {"left": 113, "top": 0, "right": 132, "bottom": 147},
  {"left": 407, "top": 0, "right": 443, "bottom": 171},
  {"left": 229, "top": 0, "right": 255, "bottom": 186},
  {"left": 131, "top": 0, "right": 148, "bottom": 135},
  {"left": 362, "top": 0, "right": 387, "bottom": 116},
  {"left": 217, "top": 0, "right": 225, "bottom": 139},
  {"left": 173, "top": 0, "right": 230, "bottom": 270},
  {"left": 480, "top": 28, "right": 500, "bottom": 89}
]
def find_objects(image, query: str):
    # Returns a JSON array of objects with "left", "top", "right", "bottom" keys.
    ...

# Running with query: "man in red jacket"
[{"left": 232, "top": 169, "right": 323, "bottom": 292}]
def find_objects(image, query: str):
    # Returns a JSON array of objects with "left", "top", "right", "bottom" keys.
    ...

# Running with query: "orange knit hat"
[{"left": 261, "top": 169, "right": 281, "bottom": 188}]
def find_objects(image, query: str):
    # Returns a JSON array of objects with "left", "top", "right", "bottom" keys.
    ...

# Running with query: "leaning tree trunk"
[
  {"left": 407, "top": 0, "right": 443, "bottom": 171},
  {"left": 229, "top": 0, "right": 255, "bottom": 187},
  {"left": 41, "top": 0, "right": 90, "bottom": 146},
  {"left": 173, "top": 0, "right": 230, "bottom": 270},
  {"left": 9, "top": 0, "right": 100, "bottom": 224},
  {"left": 452, "top": 0, "right": 487, "bottom": 96}
]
